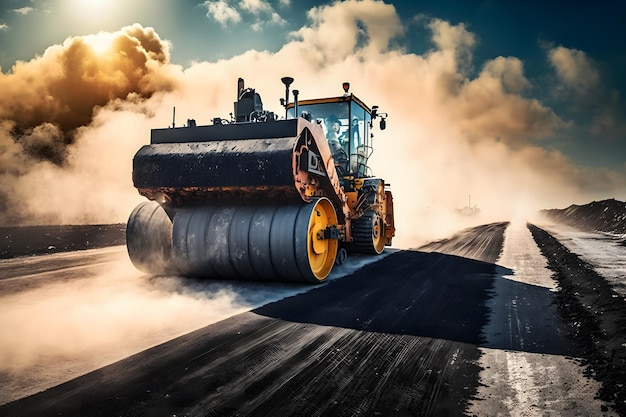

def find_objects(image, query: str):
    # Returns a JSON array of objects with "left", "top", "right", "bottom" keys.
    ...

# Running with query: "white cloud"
[
  {"left": 202, "top": 0, "right": 241, "bottom": 26},
  {"left": 451, "top": 56, "right": 562, "bottom": 143},
  {"left": 244, "top": 0, "right": 287, "bottom": 29},
  {"left": 239, "top": 0, "right": 271, "bottom": 14},
  {"left": 549, "top": 46, "right": 599, "bottom": 95},
  {"left": 291, "top": 0, "right": 403, "bottom": 62},
  {"left": 427, "top": 18, "right": 475, "bottom": 74},
  {"left": 202, "top": 0, "right": 286, "bottom": 29},
  {"left": 428, "top": 18, "right": 475, "bottom": 53},
  {"left": 12, "top": 7, "right": 34, "bottom": 15},
  {"left": 269, "top": 11, "right": 284, "bottom": 25},
  {"left": 482, "top": 56, "right": 529, "bottom": 94},
  {"left": 0, "top": 23, "right": 8, "bottom": 31},
  {"left": 548, "top": 45, "right": 626, "bottom": 140}
]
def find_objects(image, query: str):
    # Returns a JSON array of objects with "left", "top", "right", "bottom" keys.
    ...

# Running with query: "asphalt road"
[{"left": 0, "top": 222, "right": 618, "bottom": 416}]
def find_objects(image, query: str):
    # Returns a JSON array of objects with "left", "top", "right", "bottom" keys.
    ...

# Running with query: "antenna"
[{"left": 172, "top": 106, "right": 176, "bottom": 128}]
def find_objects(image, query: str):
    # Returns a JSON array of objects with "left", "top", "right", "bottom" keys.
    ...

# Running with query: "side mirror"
[{"left": 380, "top": 118, "right": 386, "bottom": 130}]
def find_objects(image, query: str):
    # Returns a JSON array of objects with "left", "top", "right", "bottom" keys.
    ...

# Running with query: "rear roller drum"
[{"left": 352, "top": 210, "right": 386, "bottom": 255}]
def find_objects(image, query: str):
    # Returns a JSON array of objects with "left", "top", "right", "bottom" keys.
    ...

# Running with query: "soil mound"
[{"left": 540, "top": 198, "right": 626, "bottom": 235}]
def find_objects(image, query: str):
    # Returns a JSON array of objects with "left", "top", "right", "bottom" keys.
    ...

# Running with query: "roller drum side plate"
[
  {"left": 296, "top": 198, "right": 338, "bottom": 283},
  {"left": 126, "top": 201, "right": 177, "bottom": 274},
  {"left": 171, "top": 199, "right": 338, "bottom": 283}
]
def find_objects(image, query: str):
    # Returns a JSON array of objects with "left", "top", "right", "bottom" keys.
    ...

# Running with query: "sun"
[{"left": 75, "top": 0, "right": 113, "bottom": 17}]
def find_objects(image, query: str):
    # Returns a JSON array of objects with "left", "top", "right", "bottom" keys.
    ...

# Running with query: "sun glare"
[
  {"left": 79, "top": 0, "right": 106, "bottom": 10},
  {"left": 85, "top": 33, "right": 114, "bottom": 56},
  {"left": 75, "top": 0, "right": 115, "bottom": 19}
]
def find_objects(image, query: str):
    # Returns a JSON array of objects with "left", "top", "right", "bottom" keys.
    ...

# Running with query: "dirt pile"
[{"left": 540, "top": 199, "right": 626, "bottom": 235}]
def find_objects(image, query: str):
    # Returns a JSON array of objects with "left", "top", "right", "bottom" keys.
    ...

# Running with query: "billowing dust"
[
  {"left": 0, "top": 247, "right": 385, "bottom": 404},
  {"left": 0, "top": 1, "right": 623, "bottom": 246}
]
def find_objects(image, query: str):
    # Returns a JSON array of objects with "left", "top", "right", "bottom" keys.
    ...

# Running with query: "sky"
[{"left": 0, "top": 0, "right": 625, "bottom": 245}]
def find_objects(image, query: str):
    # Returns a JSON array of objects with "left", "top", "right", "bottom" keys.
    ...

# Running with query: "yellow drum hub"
[
  {"left": 307, "top": 198, "right": 338, "bottom": 280},
  {"left": 372, "top": 214, "right": 385, "bottom": 254}
]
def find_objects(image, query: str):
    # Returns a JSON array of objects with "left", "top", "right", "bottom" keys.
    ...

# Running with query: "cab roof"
[{"left": 286, "top": 94, "right": 372, "bottom": 115}]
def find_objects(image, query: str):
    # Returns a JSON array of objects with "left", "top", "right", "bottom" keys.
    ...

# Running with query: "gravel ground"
[
  {"left": 529, "top": 224, "right": 626, "bottom": 415},
  {"left": 0, "top": 224, "right": 126, "bottom": 259}
]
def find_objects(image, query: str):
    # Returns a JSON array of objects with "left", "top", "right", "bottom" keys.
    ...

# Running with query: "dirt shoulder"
[
  {"left": 0, "top": 224, "right": 126, "bottom": 259},
  {"left": 529, "top": 223, "right": 626, "bottom": 415}
]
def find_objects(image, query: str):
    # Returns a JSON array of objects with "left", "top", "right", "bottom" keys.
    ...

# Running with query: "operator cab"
[{"left": 287, "top": 91, "right": 381, "bottom": 179}]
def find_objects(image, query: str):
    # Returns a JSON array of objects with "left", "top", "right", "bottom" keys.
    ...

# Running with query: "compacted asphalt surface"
[{"left": 1, "top": 221, "right": 621, "bottom": 416}]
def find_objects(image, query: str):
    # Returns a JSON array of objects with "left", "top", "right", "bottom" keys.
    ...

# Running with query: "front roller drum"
[
  {"left": 172, "top": 198, "right": 339, "bottom": 283},
  {"left": 126, "top": 201, "right": 177, "bottom": 275}
]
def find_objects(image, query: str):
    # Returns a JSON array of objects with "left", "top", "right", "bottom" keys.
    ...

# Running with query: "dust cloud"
[
  {"left": 0, "top": 250, "right": 384, "bottom": 374},
  {"left": 1, "top": 0, "right": 624, "bottom": 246},
  {"left": 0, "top": 252, "right": 237, "bottom": 375},
  {"left": 0, "top": 250, "right": 282, "bottom": 404},
  {"left": 0, "top": 24, "right": 178, "bottom": 225},
  {"left": 0, "top": 247, "right": 382, "bottom": 404}
]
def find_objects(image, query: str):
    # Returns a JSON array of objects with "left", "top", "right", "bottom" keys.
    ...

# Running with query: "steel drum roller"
[{"left": 127, "top": 198, "right": 338, "bottom": 283}]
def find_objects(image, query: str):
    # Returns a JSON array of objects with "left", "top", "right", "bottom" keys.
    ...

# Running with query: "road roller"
[{"left": 127, "top": 77, "right": 395, "bottom": 283}]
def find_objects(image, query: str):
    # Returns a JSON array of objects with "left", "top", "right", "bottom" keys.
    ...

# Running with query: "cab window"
[{"left": 289, "top": 102, "right": 349, "bottom": 155}]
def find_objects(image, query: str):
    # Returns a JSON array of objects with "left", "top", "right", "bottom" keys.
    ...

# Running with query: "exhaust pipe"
[{"left": 281, "top": 76, "right": 294, "bottom": 119}]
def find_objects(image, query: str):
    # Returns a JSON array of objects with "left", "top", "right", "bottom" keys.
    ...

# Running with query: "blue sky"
[
  {"left": 1, "top": 1, "right": 624, "bottom": 75},
  {"left": 1, "top": 1, "right": 624, "bottom": 85},
  {"left": 0, "top": 0, "right": 624, "bottom": 227}
]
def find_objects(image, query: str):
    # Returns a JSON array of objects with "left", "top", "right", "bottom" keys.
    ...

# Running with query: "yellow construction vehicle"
[{"left": 126, "top": 77, "right": 395, "bottom": 283}]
